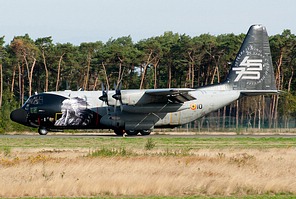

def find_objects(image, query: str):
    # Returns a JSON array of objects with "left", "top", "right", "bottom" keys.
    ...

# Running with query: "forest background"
[{"left": 0, "top": 29, "right": 295, "bottom": 133}]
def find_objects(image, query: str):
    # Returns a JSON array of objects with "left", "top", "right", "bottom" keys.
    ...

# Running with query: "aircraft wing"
[{"left": 145, "top": 88, "right": 196, "bottom": 103}]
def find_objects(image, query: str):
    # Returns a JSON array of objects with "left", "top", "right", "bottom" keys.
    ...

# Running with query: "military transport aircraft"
[{"left": 10, "top": 25, "right": 278, "bottom": 135}]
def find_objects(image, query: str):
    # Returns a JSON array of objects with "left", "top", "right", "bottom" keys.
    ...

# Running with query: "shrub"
[
  {"left": 144, "top": 138, "right": 156, "bottom": 150},
  {"left": 88, "top": 147, "right": 134, "bottom": 157}
]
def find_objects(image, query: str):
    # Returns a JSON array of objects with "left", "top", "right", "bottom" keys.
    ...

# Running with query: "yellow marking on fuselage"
[{"left": 55, "top": 112, "right": 62, "bottom": 121}]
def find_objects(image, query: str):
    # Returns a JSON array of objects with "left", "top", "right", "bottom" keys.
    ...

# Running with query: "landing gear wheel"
[
  {"left": 114, "top": 129, "right": 124, "bottom": 136},
  {"left": 140, "top": 130, "right": 151, "bottom": 136},
  {"left": 38, "top": 127, "right": 48, "bottom": 135},
  {"left": 126, "top": 130, "right": 139, "bottom": 136}
]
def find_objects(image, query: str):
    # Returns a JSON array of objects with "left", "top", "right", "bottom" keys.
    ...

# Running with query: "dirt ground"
[{"left": 1, "top": 147, "right": 296, "bottom": 197}]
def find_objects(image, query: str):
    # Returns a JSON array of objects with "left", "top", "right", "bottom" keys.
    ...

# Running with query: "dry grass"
[{"left": 1, "top": 147, "right": 296, "bottom": 197}]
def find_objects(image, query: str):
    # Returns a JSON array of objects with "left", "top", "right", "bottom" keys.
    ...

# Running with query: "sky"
[{"left": 1, "top": 0, "right": 296, "bottom": 45}]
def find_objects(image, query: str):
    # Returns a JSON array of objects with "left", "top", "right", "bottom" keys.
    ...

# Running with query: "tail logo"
[{"left": 233, "top": 56, "right": 263, "bottom": 82}]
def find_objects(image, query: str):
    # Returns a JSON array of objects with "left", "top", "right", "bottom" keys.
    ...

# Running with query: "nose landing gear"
[{"left": 38, "top": 127, "right": 48, "bottom": 135}]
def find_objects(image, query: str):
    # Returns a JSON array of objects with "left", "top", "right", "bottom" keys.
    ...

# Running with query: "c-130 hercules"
[{"left": 10, "top": 25, "right": 279, "bottom": 135}]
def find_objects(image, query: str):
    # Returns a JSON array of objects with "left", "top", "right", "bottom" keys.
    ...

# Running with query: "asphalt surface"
[{"left": 1, "top": 132, "right": 296, "bottom": 139}]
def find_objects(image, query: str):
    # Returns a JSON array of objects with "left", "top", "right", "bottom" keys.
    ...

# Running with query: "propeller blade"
[
  {"left": 99, "top": 83, "right": 108, "bottom": 103},
  {"left": 112, "top": 81, "right": 123, "bottom": 113},
  {"left": 99, "top": 82, "right": 109, "bottom": 114},
  {"left": 112, "top": 82, "right": 121, "bottom": 101}
]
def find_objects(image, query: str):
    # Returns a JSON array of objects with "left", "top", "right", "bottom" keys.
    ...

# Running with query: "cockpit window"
[
  {"left": 23, "top": 95, "right": 43, "bottom": 106},
  {"left": 32, "top": 96, "right": 43, "bottom": 105}
]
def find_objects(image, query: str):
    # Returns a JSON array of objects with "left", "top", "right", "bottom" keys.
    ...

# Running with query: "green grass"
[
  {"left": 88, "top": 147, "right": 135, "bottom": 157},
  {"left": 1, "top": 136, "right": 296, "bottom": 150}
]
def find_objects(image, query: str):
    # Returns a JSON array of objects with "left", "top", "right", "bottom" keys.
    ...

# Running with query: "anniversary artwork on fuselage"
[
  {"left": 10, "top": 25, "right": 279, "bottom": 136},
  {"left": 55, "top": 97, "right": 94, "bottom": 126}
]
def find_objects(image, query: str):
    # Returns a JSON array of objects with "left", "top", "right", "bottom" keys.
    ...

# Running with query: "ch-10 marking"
[{"left": 190, "top": 103, "right": 203, "bottom": 110}]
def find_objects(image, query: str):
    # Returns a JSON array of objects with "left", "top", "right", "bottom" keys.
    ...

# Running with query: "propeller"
[
  {"left": 112, "top": 82, "right": 121, "bottom": 100},
  {"left": 112, "top": 82, "right": 123, "bottom": 112},
  {"left": 99, "top": 83, "right": 108, "bottom": 104},
  {"left": 99, "top": 83, "right": 109, "bottom": 114}
]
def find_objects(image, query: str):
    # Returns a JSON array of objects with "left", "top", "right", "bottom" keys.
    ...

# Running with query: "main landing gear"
[{"left": 114, "top": 129, "right": 151, "bottom": 136}]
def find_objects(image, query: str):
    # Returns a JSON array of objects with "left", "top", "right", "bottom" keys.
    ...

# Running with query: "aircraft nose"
[{"left": 10, "top": 108, "right": 28, "bottom": 125}]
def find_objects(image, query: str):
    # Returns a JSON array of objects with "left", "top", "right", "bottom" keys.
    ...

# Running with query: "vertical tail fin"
[{"left": 225, "top": 24, "right": 278, "bottom": 94}]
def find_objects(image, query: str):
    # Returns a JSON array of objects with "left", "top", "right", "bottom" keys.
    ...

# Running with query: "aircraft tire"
[
  {"left": 140, "top": 130, "right": 151, "bottom": 136},
  {"left": 38, "top": 127, "right": 48, "bottom": 135},
  {"left": 114, "top": 129, "right": 124, "bottom": 136},
  {"left": 125, "top": 130, "right": 138, "bottom": 136}
]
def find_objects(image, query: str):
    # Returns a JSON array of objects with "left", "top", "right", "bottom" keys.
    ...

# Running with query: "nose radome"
[{"left": 10, "top": 108, "right": 28, "bottom": 125}]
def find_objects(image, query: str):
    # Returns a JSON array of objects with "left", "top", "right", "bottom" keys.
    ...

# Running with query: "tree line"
[{"left": 0, "top": 29, "right": 295, "bottom": 132}]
